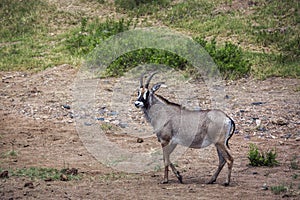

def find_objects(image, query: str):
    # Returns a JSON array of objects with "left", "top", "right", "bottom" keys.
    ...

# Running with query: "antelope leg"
[
  {"left": 210, "top": 143, "right": 234, "bottom": 186},
  {"left": 170, "top": 163, "right": 183, "bottom": 183},
  {"left": 207, "top": 146, "right": 226, "bottom": 184},
  {"left": 161, "top": 143, "right": 177, "bottom": 184}
]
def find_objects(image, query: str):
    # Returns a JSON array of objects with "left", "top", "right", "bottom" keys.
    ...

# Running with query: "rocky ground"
[{"left": 0, "top": 65, "right": 299, "bottom": 199}]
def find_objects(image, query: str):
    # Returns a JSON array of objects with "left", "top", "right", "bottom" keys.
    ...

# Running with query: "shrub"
[
  {"left": 248, "top": 143, "right": 279, "bottom": 167},
  {"left": 106, "top": 48, "right": 189, "bottom": 77},
  {"left": 66, "top": 18, "right": 251, "bottom": 79},
  {"left": 194, "top": 37, "right": 251, "bottom": 79}
]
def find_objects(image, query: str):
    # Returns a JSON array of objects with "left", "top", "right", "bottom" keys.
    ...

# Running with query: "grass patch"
[
  {"left": 0, "top": 0, "right": 82, "bottom": 71},
  {"left": 1, "top": 149, "right": 18, "bottom": 158},
  {"left": 271, "top": 184, "right": 288, "bottom": 195},
  {"left": 248, "top": 143, "right": 279, "bottom": 167},
  {"left": 290, "top": 155, "right": 299, "bottom": 170},
  {"left": 98, "top": 172, "right": 134, "bottom": 181},
  {"left": 115, "top": 0, "right": 171, "bottom": 16},
  {"left": 66, "top": 17, "right": 134, "bottom": 56},
  {"left": 0, "top": 167, "right": 81, "bottom": 181}
]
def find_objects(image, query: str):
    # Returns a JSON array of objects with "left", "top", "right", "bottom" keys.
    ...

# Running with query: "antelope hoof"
[
  {"left": 206, "top": 179, "right": 216, "bottom": 184},
  {"left": 224, "top": 182, "right": 230, "bottom": 187},
  {"left": 161, "top": 179, "right": 169, "bottom": 184},
  {"left": 177, "top": 174, "right": 183, "bottom": 184}
]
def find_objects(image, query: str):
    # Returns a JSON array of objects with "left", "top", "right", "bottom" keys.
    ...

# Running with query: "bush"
[
  {"left": 106, "top": 48, "right": 189, "bottom": 77},
  {"left": 66, "top": 18, "right": 251, "bottom": 79},
  {"left": 194, "top": 37, "right": 251, "bottom": 79},
  {"left": 248, "top": 143, "right": 279, "bottom": 167}
]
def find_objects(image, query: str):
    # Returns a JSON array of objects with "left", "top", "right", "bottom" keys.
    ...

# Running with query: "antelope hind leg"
[
  {"left": 208, "top": 143, "right": 233, "bottom": 186},
  {"left": 207, "top": 147, "right": 226, "bottom": 184}
]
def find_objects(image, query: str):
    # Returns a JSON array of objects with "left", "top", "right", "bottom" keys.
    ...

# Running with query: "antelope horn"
[
  {"left": 145, "top": 71, "right": 158, "bottom": 89},
  {"left": 140, "top": 73, "right": 144, "bottom": 88}
]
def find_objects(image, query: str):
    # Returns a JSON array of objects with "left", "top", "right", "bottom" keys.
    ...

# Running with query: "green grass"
[
  {"left": 271, "top": 184, "right": 288, "bottom": 195},
  {"left": 4, "top": 150, "right": 18, "bottom": 157},
  {"left": 0, "top": 0, "right": 299, "bottom": 78},
  {"left": 98, "top": 172, "right": 135, "bottom": 181},
  {"left": 290, "top": 155, "right": 299, "bottom": 170},
  {"left": 0, "top": 0, "right": 82, "bottom": 71},
  {"left": 0, "top": 167, "right": 81, "bottom": 181}
]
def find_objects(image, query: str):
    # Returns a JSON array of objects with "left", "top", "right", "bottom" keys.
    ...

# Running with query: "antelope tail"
[{"left": 225, "top": 117, "right": 235, "bottom": 149}]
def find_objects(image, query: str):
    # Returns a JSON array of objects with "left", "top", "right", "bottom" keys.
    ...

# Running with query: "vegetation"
[
  {"left": 0, "top": 167, "right": 80, "bottom": 181},
  {"left": 290, "top": 155, "right": 299, "bottom": 170},
  {"left": 0, "top": 0, "right": 81, "bottom": 71},
  {"left": 271, "top": 184, "right": 288, "bottom": 195},
  {"left": 248, "top": 143, "right": 279, "bottom": 167},
  {"left": 0, "top": 0, "right": 299, "bottom": 78}
]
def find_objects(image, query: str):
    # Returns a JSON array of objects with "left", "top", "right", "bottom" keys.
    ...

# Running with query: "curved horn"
[
  {"left": 139, "top": 73, "right": 144, "bottom": 88},
  {"left": 145, "top": 71, "right": 158, "bottom": 88}
]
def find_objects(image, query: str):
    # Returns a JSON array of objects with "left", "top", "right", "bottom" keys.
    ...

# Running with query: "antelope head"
[{"left": 134, "top": 72, "right": 163, "bottom": 109}]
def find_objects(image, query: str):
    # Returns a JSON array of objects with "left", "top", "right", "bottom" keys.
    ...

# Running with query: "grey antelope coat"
[{"left": 135, "top": 72, "right": 235, "bottom": 185}]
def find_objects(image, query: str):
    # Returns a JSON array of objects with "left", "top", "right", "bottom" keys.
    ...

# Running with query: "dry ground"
[{"left": 0, "top": 65, "right": 299, "bottom": 199}]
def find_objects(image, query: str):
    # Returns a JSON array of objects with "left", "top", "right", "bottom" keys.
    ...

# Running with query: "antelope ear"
[{"left": 151, "top": 82, "right": 165, "bottom": 92}]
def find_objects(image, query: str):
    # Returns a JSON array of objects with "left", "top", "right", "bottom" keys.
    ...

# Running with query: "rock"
[
  {"left": 261, "top": 183, "right": 268, "bottom": 190},
  {"left": 272, "top": 118, "right": 289, "bottom": 126},
  {"left": 24, "top": 182, "right": 34, "bottom": 189},
  {"left": 281, "top": 133, "right": 292, "bottom": 139},
  {"left": 0, "top": 170, "right": 9, "bottom": 178},
  {"left": 96, "top": 117, "right": 105, "bottom": 121},
  {"left": 257, "top": 127, "right": 267, "bottom": 132},
  {"left": 84, "top": 122, "right": 92, "bottom": 126},
  {"left": 62, "top": 105, "right": 71, "bottom": 109},
  {"left": 295, "top": 137, "right": 300, "bottom": 141},
  {"left": 244, "top": 135, "right": 251, "bottom": 140},
  {"left": 60, "top": 174, "right": 68, "bottom": 181},
  {"left": 252, "top": 102, "right": 266, "bottom": 106},
  {"left": 108, "top": 111, "right": 118, "bottom": 116},
  {"left": 255, "top": 119, "right": 261, "bottom": 127},
  {"left": 119, "top": 122, "right": 128, "bottom": 128},
  {"left": 62, "top": 168, "right": 78, "bottom": 176},
  {"left": 137, "top": 138, "right": 144, "bottom": 143},
  {"left": 44, "top": 177, "right": 53, "bottom": 182}
]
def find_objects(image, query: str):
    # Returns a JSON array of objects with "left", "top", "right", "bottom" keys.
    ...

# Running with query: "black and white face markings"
[
  {"left": 134, "top": 72, "right": 160, "bottom": 108},
  {"left": 134, "top": 88, "right": 150, "bottom": 108}
]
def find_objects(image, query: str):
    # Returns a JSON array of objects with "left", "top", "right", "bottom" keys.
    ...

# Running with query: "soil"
[{"left": 0, "top": 65, "right": 299, "bottom": 200}]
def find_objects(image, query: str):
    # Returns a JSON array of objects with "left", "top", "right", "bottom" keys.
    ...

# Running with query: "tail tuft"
[{"left": 225, "top": 118, "right": 235, "bottom": 149}]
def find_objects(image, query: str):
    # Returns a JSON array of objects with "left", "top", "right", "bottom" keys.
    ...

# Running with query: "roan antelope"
[{"left": 134, "top": 72, "right": 235, "bottom": 186}]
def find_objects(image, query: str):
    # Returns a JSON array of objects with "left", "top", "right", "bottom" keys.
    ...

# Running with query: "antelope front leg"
[
  {"left": 161, "top": 142, "right": 180, "bottom": 184},
  {"left": 170, "top": 163, "right": 183, "bottom": 183}
]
